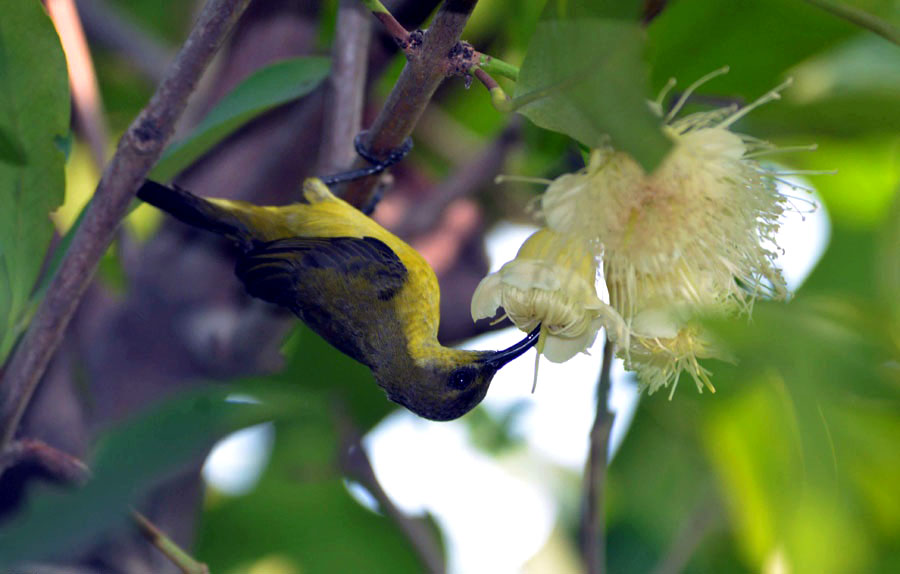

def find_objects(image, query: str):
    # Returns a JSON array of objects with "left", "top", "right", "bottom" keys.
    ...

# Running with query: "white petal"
[
  {"left": 541, "top": 327, "right": 599, "bottom": 363},
  {"left": 470, "top": 273, "right": 503, "bottom": 320},
  {"left": 591, "top": 303, "right": 629, "bottom": 345},
  {"left": 680, "top": 127, "right": 745, "bottom": 159},
  {"left": 632, "top": 307, "right": 680, "bottom": 339},
  {"left": 499, "top": 260, "right": 561, "bottom": 291}
]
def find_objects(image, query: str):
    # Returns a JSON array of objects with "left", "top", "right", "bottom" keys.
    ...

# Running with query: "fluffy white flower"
[
  {"left": 471, "top": 228, "right": 625, "bottom": 363},
  {"left": 540, "top": 69, "right": 802, "bottom": 394}
]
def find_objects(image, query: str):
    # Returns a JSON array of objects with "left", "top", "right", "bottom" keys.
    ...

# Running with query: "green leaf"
[
  {"left": 543, "top": 0, "right": 644, "bottom": 21},
  {"left": 514, "top": 18, "right": 671, "bottom": 171},
  {"left": 0, "top": 384, "right": 316, "bottom": 566},
  {"left": 645, "top": 0, "right": 889, "bottom": 96},
  {"left": 0, "top": 0, "right": 70, "bottom": 364},
  {"left": 0, "top": 126, "right": 26, "bottom": 165},
  {"left": 699, "top": 296, "right": 899, "bottom": 573},
  {"left": 877, "top": 193, "right": 900, "bottom": 326},
  {"left": 801, "top": 0, "right": 900, "bottom": 46},
  {"left": 150, "top": 57, "right": 331, "bottom": 181},
  {"left": 739, "top": 36, "right": 900, "bottom": 138},
  {"left": 281, "top": 326, "right": 396, "bottom": 430}
]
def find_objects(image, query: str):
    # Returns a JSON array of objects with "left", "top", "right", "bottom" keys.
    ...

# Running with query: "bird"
[{"left": 136, "top": 178, "right": 539, "bottom": 421}]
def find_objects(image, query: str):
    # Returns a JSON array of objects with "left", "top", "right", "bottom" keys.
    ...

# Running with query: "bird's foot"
[{"left": 319, "top": 132, "right": 414, "bottom": 187}]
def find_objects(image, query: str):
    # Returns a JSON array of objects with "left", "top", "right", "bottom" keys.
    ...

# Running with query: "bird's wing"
[{"left": 234, "top": 236, "right": 409, "bottom": 314}]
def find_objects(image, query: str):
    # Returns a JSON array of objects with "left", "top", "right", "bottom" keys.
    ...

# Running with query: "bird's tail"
[{"left": 137, "top": 180, "right": 253, "bottom": 245}]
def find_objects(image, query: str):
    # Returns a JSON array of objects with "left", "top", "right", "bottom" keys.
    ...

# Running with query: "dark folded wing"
[{"left": 234, "top": 236, "right": 408, "bottom": 314}]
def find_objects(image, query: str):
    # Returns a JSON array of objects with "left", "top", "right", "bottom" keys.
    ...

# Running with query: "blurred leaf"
[
  {"left": 543, "top": 0, "right": 644, "bottom": 20},
  {"left": 877, "top": 193, "right": 900, "bottom": 327},
  {"left": 150, "top": 57, "right": 331, "bottom": 181},
  {"left": 645, "top": 0, "right": 895, "bottom": 96},
  {"left": 790, "top": 137, "right": 899, "bottom": 229},
  {"left": 740, "top": 36, "right": 900, "bottom": 138},
  {"left": 0, "top": 127, "right": 26, "bottom": 166},
  {"left": 791, "top": 35, "right": 900, "bottom": 99},
  {"left": 0, "top": 0, "right": 70, "bottom": 364},
  {"left": 607, "top": 390, "right": 745, "bottom": 574},
  {"left": 280, "top": 326, "right": 397, "bottom": 431},
  {"left": 699, "top": 294, "right": 899, "bottom": 573},
  {"left": 801, "top": 0, "right": 900, "bottom": 45},
  {"left": 514, "top": 17, "right": 671, "bottom": 171},
  {"left": 197, "top": 419, "right": 429, "bottom": 574},
  {"left": 0, "top": 384, "right": 314, "bottom": 566}
]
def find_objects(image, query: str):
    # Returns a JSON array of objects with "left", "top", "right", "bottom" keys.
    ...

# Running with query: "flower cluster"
[{"left": 473, "top": 69, "right": 801, "bottom": 396}]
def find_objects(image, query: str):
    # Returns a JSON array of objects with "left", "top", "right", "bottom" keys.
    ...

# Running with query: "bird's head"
[{"left": 374, "top": 328, "right": 540, "bottom": 421}]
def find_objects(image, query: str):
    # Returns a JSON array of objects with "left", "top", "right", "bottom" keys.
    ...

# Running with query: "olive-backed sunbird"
[{"left": 136, "top": 178, "right": 539, "bottom": 421}]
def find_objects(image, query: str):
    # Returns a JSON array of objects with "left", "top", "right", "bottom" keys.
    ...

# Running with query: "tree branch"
[
  {"left": 0, "top": 0, "right": 252, "bottom": 452},
  {"left": 581, "top": 338, "right": 616, "bottom": 574},
  {"left": 340, "top": 0, "right": 480, "bottom": 209},
  {"left": 318, "top": 0, "right": 373, "bottom": 174},
  {"left": 0, "top": 438, "right": 90, "bottom": 485}
]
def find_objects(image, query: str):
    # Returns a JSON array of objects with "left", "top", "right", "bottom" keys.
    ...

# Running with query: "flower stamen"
[
  {"left": 664, "top": 65, "right": 730, "bottom": 123},
  {"left": 717, "top": 77, "right": 794, "bottom": 129}
]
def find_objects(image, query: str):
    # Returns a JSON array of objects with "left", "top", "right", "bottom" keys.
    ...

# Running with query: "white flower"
[
  {"left": 540, "top": 69, "right": 803, "bottom": 394},
  {"left": 471, "top": 228, "right": 625, "bottom": 363}
]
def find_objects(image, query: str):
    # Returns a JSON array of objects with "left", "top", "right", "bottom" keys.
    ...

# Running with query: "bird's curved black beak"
[{"left": 484, "top": 326, "right": 541, "bottom": 369}]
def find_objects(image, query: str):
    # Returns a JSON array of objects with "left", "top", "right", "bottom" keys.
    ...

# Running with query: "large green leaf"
[
  {"left": 0, "top": 384, "right": 316, "bottom": 566},
  {"left": 700, "top": 295, "right": 899, "bottom": 573},
  {"left": 513, "top": 17, "right": 671, "bottom": 171},
  {"left": 150, "top": 56, "right": 330, "bottom": 181},
  {"left": 0, "top": 0, "right": 70, "bottom": 363},
  {"left": 645, "top": 0, "right": 893, "bottom": 95}
]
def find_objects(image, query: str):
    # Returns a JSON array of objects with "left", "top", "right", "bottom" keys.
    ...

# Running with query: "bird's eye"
[{"left": 447, "top": 367, "right": 477, "bottom": 390}]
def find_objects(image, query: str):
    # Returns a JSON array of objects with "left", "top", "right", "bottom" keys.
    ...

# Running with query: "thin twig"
[
  {"left": 802, "top": 0, "right": 900, "bottom": 45},
  {"left": 360, "top": 0, "right": 411, "bottom": 47},
  {"left": 47, "top": 0, "right": 110, "bottom": 170},
  {"left": 0, "top": 0, "right": 252, "bottom": 453},
  {"left": 477, "top": 53, "right": 518, "bottom": 81},
  {"left": 340, "top": 0, "right": 480, "bottom": 209},
  {"left": 132, "top": 510, "right": 210, "bottom": 574},
  {"left": 0, "top": 438, "right": 90, "bottom": 485},
  {"left": 581, "top": 338, "right": 616, "bottom": 574},
  {"left": 335, "top": 407, "right": 445, "bottom": 573},
  {"left": 318, "top": 0, "right": 373, "bottom": 174}
]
